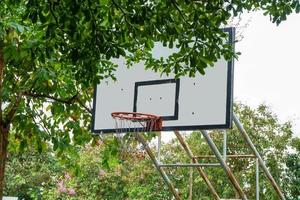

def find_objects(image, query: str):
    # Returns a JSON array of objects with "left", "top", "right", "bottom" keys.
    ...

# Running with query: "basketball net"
[
  {"left": 111, "top": 112, "right": 162, "bottom": 134},
  {"left": 111, "top": 112, "right": 162, "bottom": 158}
]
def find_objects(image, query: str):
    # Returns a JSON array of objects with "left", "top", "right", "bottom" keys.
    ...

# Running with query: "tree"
[
  {"left": 284, "top": 137, "right": 300, "bottom": 198},
  {"left": 1, "top": 0, "right": 300, "bottom": 199},
  {"left": 4, "top": 103, "right": 299, "bottom": 199},
  {"left": 4, "top": 147, "right": 63, "bottom": 199}
]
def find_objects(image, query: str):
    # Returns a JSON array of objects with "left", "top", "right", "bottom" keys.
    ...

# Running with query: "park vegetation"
[
  {"left": 4, "top": 104, "right": 300, "bottom": 199},
  {"left": 1, "top": 0, "right": 300, "bottom": 199}
]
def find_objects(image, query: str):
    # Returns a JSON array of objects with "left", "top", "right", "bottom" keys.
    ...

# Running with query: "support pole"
[
  {"left": 157, "top": 132, "right": 161, "bottom": 162},
  {"left": 195, "top": 154, "right": 256, "bottom": 159},
  {"left": 189, "top": 159, "right": 193, "bottom": 200},
  {"left": 223, "top": 130, "right": 227, "bottom": 161},
  {"left": 159, "top": 163, "right": 220, "bottom": 167},
  {"left": 200, "top": 130, "right": 248, "bottom": 200},
  {"left": 134, "top": 133, "right": 181, "bottom": 200},
  {"left": 233, "top": 114, "right": 286, "bottom": 200},
  {"left": 174, "top": 131, "right": 221, "bottom": 200},
  {"left": 256, "top": 158, "right": 259, "bottom": 200}
]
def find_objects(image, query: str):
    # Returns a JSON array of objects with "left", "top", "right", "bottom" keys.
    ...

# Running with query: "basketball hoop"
[{"left": 111, "top": 112, "right": 162, "bottom": 133}]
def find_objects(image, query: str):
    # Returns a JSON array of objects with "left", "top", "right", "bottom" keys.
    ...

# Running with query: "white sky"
[
  {"left": 235, "top": 11, "right": 300, "bottom": 137},
  {"left": 161, "top": 11, "right": 300, "bottom": 142}
]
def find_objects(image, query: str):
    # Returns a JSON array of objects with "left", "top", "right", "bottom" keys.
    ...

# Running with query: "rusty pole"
[
  {"left": 195, "top": 154, "right": 256, "bottom": 159},
  {"left": 188, "top": 159, "right": 193, "bottom": 200},
  {"left": 134, "top": 133, "right": 181, "bottom": 200},
  {"left": 233, "top": 114, "right": 286, "bottom": 200},
  {"left": 200, "top": 130, "right": 248, "bottom": 200},
  {"left": 174, "top": 131, "right": 221, "bottom": 200}
]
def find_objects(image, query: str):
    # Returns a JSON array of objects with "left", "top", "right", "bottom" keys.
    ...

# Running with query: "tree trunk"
[
  {"left": 0, "top": 41, "right": 8, "bottom": 200},
  {"left": 0, "top": 123, "right": 9, "bottom": 200}
]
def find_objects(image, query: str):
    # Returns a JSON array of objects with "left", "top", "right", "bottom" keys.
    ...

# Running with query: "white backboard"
[{"left": 92, "top": 28, "right": 235, "bottom": 133}]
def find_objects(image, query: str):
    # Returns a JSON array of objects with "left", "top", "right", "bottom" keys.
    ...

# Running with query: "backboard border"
[
  {"left": 91, "top": 27, "right": 235, "bottom": 134},
  {"left": 133, "top": 78, "right": 180, "bottom": 121}
]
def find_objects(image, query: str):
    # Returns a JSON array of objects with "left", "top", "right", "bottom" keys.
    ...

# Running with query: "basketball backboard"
[{"left": 92, "top": 27, "right": 235, "bottom": 133}]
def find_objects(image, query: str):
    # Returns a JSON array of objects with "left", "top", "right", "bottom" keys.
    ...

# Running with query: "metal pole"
[
  {"left": 174, "top": 131, "right": 221, "bottom": 200},
  {"left": 134, "top": 133, "right": 181, "bottom": 200},
  {"left": 200, "top": 130, "right": 248, "bottom": 200},
  {"left": 256, "top": 158, "right": 259, "bottom": 200},
  {"left": 158, "top": 163, "right": 220, "bottom": 167},
  {"left": 223, "top": 130, "right": 227, "bottom": 161},
  {"left": 189, "top": 159, "right": 193, "bottom": 200},
  {"left": 233, "top": 114, "right": 286, "bottom": 200},
  {"left": 158, "top": 132, "right": 161, "bottom": 162},
  {"left": 195, "top": 154, "right": 256, "bottom": 159}
]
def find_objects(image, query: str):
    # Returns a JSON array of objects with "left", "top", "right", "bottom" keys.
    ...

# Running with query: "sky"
[
  {"left": 235, "top": 11, "right": 300, "bottom": 137},
  {"left": 160, "top": 11, "right": 300, "bottom": 142}
]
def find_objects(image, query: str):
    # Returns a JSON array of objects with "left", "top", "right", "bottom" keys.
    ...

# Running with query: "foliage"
[
  {"left": 180, "top": 103, "right": 298, "bottom": 199},
  {"left": 4, "top": 147, "right": 63, "bottom": 199},
  {"left": 18, "top": 0, "right": 300, "bottom": 77},
  {"left": 284, "top": 137, "right": 300, "bottom": 198},
  {"left": 4, "top": 139, "right": 171, "bottom": 199},
  {"left": 4, "top": 103, "right": 300, "bottom": 199},
  {"left": 1, "top": 0, "right": 300, "bottom": 198}
]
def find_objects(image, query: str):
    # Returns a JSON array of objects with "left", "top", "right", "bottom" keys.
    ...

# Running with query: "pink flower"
[
  {"left": 68, "top": 188, "right": 76, "bottom": 195},
  {"left": 57, "top": 180, "right": 64, "bottom": 187},
  {"left": 58, "top": 186, "right": 67, "bottom": 194},
  {"left": 57, "top": 179, "right": 67, "bottom": 194},
  {"left": 98, "top": 169, "right": 106, "bottom": 178},
  {"left": 97, "top": 140, "right": 104, "bottom": 146},
  {"left": 64, "top": 172, "right": 71, "bottom": 180}
]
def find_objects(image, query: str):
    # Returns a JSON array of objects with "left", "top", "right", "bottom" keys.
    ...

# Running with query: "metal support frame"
[
  {"left": 174, "top": 131, "right": 221, "bottom": 200},
  {"left": 159, "top": 163, "right": 220, "bottom": 167},
  {"left": 200, "top": 130, "right": 248, "bottom": 200},
  {"left": 256, "top": 158, "right": 259, "bottom": 200},
  {"left": 132, "top": 112, "right": 285, "bottom": 200},
  {"left": 157, "top": 132, "right": 161, "bottom": 162},
  {"left": 189, "top": 159, "right": 193, "bottom": 200},
  {"left": 195, "top": 154, "right": 256, "bottom": 159},
  {"left": 233, "top": 114, "right": 286, "bottom": 200},
  {"left": 223, "top": 130, "right": 227, "bottom": 161},
  {"left": 134, "top": 133, "right": 181, "bottom": 200}
]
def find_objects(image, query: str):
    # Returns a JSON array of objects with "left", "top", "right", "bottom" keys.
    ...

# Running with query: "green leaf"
[{"left": 296, "top": 3, "right": 300, "bottom": 13}]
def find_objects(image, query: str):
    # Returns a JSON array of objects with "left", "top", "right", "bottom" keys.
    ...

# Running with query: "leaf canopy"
[{"left": 0, "top": 0, "right": 299, "bottom": 153}]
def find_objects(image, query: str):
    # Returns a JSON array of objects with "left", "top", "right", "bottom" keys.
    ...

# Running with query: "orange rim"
[{"left": 111, "top": 112, "right": 160, "bottom": 121}]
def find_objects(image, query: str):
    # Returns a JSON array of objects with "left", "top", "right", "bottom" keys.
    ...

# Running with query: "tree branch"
[
  {"left": 48, "top": 0, "right": 59, "bottom": 25},
  {"left": 76, "top": 98, "right": 92, "bottom": 114},
  {"left": 23, "top": 91, "right": 78, "bottom": 104},
  {"left": 5, "top": 93, "right": 22, "bottom": 125},
  {"left": 28, "top": 100, "right": 52, "bottom": 137},
  {"left": 111, "top": 0, "right": 135, "bottom": 29},
  {"left": 170, "top": 0, "right": 191, "bottom": 26},
  {"left": 23, "top": 92, "right": 92, "bottom": 114},
  {"left": 0, "top": 48, "right": 4, "bottom": 123}
]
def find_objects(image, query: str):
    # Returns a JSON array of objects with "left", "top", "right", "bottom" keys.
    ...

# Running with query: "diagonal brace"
[
  {"left": 134, "top": 132, "right": 181, "bottom": 200},
  {"left": 174, "top": 131, "right": 221, "bottom": 200},
  {"left": 200, "top": 130, "right": 248, "bottom": 200},
  {"left": 233, "top": 114, "right": 286, "bottom": 200}
]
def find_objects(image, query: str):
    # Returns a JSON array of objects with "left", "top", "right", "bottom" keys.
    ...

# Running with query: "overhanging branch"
[
  {"left": 48, "top": 0, "right": 59, "bottom": 25},
  {"left": 5, "top": 93, "right": 22, "bottom": 125},
  {"left": 170, "top": 0, "right": 191, "bottom": 26},
  {"left": 111, "top": 0, "right": 136, "bottom": 29},
  {"left": 23, "top": 92, "right": 92, "bottom": 114},
  {"left": 23, "top": 91, "right": 78, "bottom": 104},
  {"left": 27, "top": 100, "right": 52, "bottom": 137}
]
